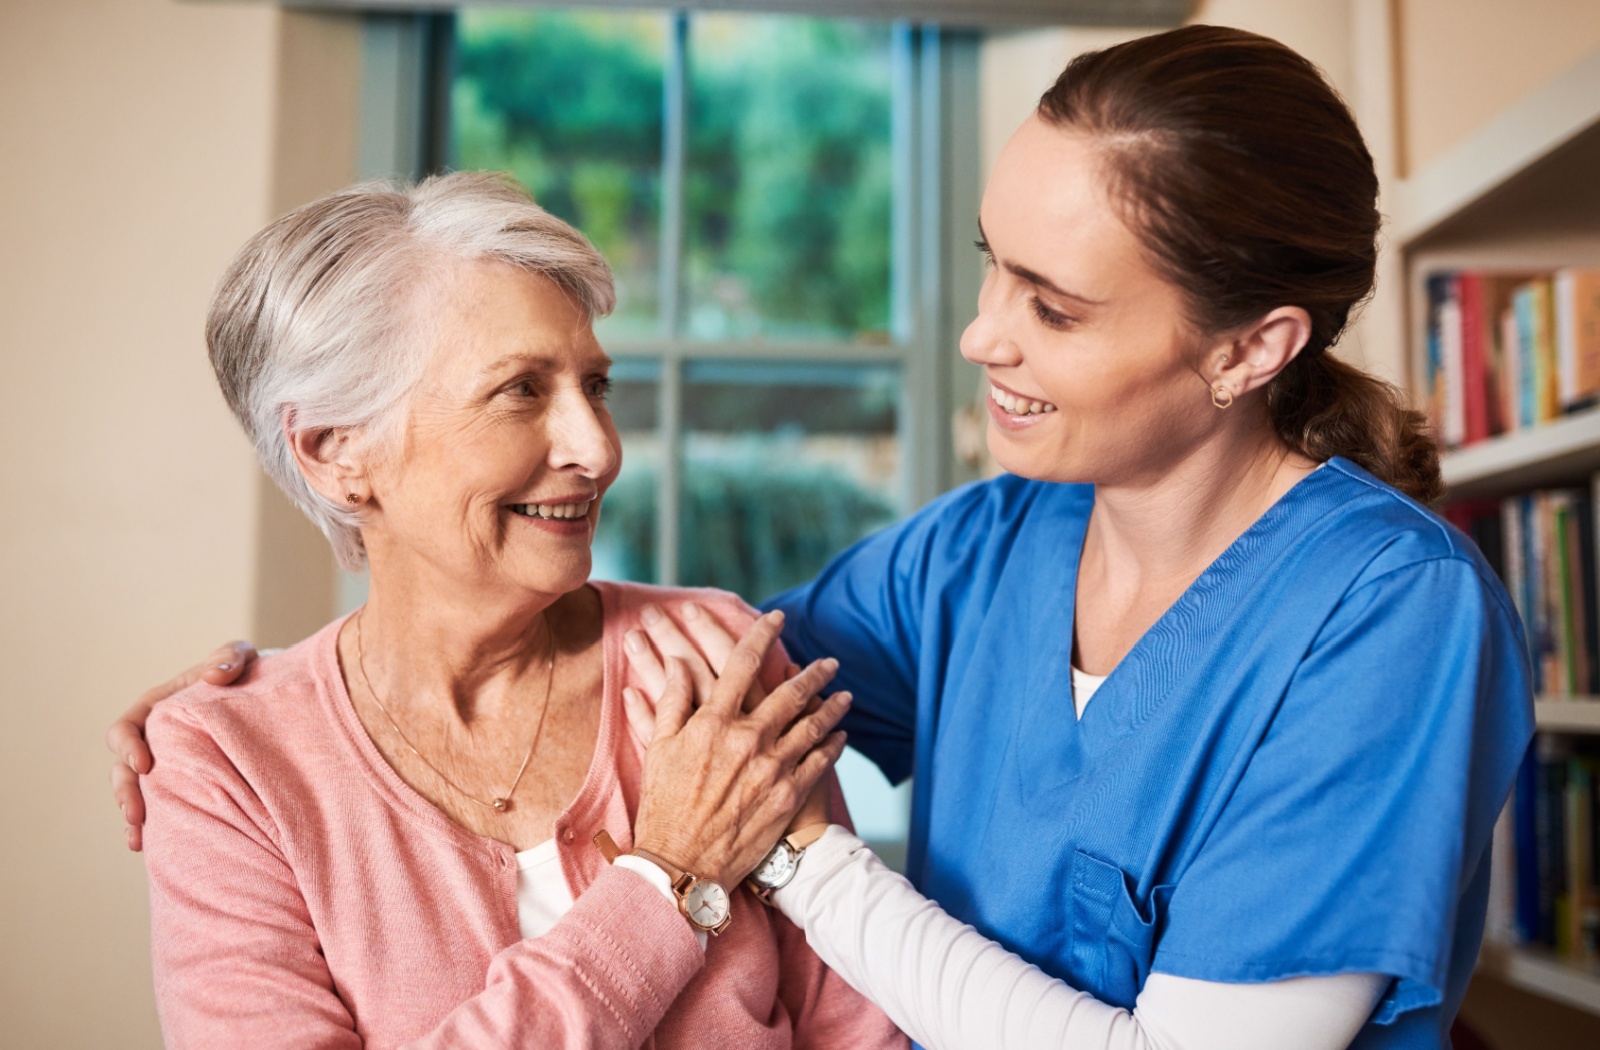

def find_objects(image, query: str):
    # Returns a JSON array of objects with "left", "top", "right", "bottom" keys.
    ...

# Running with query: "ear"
[
  {"left": 1210, "top": 306, "right": 1313, "bottom": 398},
  {"left": 283, "top": 407, "right": 368, "bottom": 507}
]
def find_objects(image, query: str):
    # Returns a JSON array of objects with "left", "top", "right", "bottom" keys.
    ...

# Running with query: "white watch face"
[
  {"left": 683, "top": 878, "right": 730, "bottom": 930},
  {"left": 752, "top": 841, "right": 798, "bottom": 888}
]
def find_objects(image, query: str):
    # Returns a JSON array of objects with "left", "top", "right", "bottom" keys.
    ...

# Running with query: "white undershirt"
[
  {"left": 774, "top": 826, "right": 1386, "bottom": 1050},
  {"left": 516, "top": 839, "right": 708, "bottom": 949},
  {"left": 1071, "top": 665, "right": 1107, "bottom": 718}
]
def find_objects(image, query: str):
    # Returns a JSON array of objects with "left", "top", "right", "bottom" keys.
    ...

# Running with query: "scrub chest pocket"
[{"left": 1069, "top": 850, "right": 1174, "bottom": 1008}]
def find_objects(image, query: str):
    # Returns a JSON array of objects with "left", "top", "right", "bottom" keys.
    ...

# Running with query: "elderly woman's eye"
[{"left": 587, "top": 376, "right": 613, "bottom": 400}]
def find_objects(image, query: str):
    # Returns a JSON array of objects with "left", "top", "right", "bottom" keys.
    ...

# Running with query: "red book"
[{"left": 1459, "top": 273, "right": 1491, "bottom": 444}]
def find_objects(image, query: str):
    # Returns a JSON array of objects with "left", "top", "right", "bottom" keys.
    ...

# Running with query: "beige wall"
[
  {"left": 0, "top": 2, "right": 355, "bottom": 1045},
  {"left": 1397, "top": 0, "right": 1600, "bottom": 176}
]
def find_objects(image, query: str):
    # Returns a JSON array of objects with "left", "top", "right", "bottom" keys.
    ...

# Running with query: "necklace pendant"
[{"left": 491, "top": 797, "right": 510, "bottom": 813}]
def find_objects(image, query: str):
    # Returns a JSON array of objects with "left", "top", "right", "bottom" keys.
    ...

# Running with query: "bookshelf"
[
  {"left": 1399, "top": 43, "right": 1600, "bottom": 1020},
  {"left": 1537, "top": 700, "right": 1600, "bottom": 735},
  {"left": 1476, "top": 943, "right": 1600, "bottom": 1019}
]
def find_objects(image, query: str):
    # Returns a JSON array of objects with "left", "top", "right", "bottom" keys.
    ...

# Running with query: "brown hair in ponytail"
[{"left": 1037, "top": 25, "right": 1441, "bottom": 504}]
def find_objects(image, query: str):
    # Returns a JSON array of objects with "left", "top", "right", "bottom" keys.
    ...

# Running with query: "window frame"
[{"left": 359, "top": 9, "right": 983, "bottom": 587}]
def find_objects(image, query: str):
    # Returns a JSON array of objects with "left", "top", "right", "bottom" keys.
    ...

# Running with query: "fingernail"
[
  {"left": 125, "top": 828, "right": 136, "bottom": 848},
  {"left": 823, "top": 658, "right": 839, "bottom": 673},
  {"left": 640, "top": 604, "right": 661, "bottom": 626},
  {"left": 681, "top": 602, "right": 700, "bottom": 621},
  {"left": 121, "top": 805, "right": 129, "bottom": 822},
  {"left": 836, "top": 691, "right": 853, "bottom": 705},
  {"left": 767, "top": 610, "right": 786, "bottom": 626},
  {"left": 625, "top": 631, "right": 646, "bottom": 654},
  {"left": 216, "top": 662, "right": 232, "bottom": 672},
  {"left": 127, "top": 756, "right": 139, "bottom": 772}
]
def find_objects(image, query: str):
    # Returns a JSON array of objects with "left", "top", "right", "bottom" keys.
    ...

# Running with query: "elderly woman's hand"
[
  {"left": 106, "top": 642, "right": 258, "bottom": 850},
  {"left": 630, "top": 611, "right": 849, "bottom": 890}
]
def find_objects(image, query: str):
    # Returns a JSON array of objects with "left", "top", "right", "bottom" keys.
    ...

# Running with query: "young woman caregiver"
[{"left": 111, "top": 25, "right": 1532, "bottom": 1050}]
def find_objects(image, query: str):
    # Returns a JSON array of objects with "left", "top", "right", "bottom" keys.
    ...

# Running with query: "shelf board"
[
  {"left": 1394, "top": 44, "right": 1600, "bottom": 246},
  {"left": 1535, "top": 699, "right": 1600, "bottom": 733},
  {"left": 1478, "top": 943, "right": 1600, "bottom": 1017},
  {"left": 1441, "top": 409, "right": 1600, "bottom": 499}
]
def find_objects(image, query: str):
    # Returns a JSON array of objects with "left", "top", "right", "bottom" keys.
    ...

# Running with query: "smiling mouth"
[
  {"left": 508, "top": 501, "right": 592, "bottom": 521},
  {"left": 990, "top": 384, "right": 1058, "bottom": 416}
]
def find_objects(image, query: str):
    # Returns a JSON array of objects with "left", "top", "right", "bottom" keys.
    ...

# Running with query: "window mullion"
[{"left": 656, "top": 11, "right": 690, "bottom": 586}]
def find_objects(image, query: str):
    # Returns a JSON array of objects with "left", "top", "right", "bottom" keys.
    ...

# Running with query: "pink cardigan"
[{"left": 143, "top": 580, "right": 906, "bottom": 1050}]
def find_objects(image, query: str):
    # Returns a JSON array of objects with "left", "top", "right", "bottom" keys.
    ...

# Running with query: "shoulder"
[
  {"left": 1316, "top": 459, "right": 1503, "bottom": 599},
  {"left": 145, "top": 619, "right": 344, "bottom": 778},
  {"left": 1288, "top": 461, "right": 1524, "bottom": 655},
  {"left": 595, "top": 580, "right": 764, "bottom": 632}
]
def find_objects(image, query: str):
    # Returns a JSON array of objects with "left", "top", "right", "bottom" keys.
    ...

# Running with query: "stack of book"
[
  {"left": 1448, "top": 489, "right": 1598, "bottom": 697},
  {"left": 1487, "top": 736, "right": 1600, "bottom": 966},
  {"left": 1451, "top": 490, "right": 1600, "bottom": 965},
  {"left": 1423, "top": 269, "right": 1600, "bottom": 449}
]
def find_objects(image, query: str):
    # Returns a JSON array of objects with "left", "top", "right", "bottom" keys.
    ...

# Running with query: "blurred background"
[{"left": 4, "top": 0, "right": 1600, "bottom": 1046}]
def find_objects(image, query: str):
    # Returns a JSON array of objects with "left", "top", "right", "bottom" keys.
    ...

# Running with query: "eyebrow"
[
  {"left": 477, "top": 350, "right": 613, "bottom": 379},
  {"left": 977, "top": 218, "right": 1106, "bottom": 307}
]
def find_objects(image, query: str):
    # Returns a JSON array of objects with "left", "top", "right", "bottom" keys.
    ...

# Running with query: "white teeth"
[
  {"left": 513, "top": 501, "right": 591, "bottom": 520},
  {"left": 990, "top": 384, "right": 1058, "bottom": 416}
]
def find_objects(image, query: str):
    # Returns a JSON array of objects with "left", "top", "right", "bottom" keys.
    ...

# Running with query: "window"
[
  {"left": 361, "top": 7, "right": 981, "bottom": 861},
  {"left": 453, "top": 8, "right": 912, "bottom": 598}
]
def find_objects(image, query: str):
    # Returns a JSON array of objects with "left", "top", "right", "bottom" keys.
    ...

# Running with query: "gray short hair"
[{"left": 206, "top": 172, "right": 615, "bottom": 571}]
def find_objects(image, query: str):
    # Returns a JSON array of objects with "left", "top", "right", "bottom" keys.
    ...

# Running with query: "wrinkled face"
[
  {"left": 961, "top": 115, "right": 1221, "bottom": 486},
  {"left": 361, "top": 258, "right": 621, "bottom": 602}
]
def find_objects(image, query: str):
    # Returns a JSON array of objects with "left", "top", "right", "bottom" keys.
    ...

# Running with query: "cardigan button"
[{"left": 562, "top": 827, "right": 576, "bottom": 842}]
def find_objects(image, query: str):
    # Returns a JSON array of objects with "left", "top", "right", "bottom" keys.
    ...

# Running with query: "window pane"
[
  {"left": 453, "top": 8, "right": 667, "bottom": 339},
  {"left": 592, "top": 359, "right": 661, "bottom": 583},
  {"left": 685, "top": 16, "right": 894, "bottom": 342},
  {"left": 679, "top": 361, "right": 901, "bottom": 600}
]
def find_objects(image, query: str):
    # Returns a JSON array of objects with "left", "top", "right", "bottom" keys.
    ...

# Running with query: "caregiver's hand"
[
  {"left": 631, "top": 611, "right": 850, "bottom": 890},
  {"left": 106, "top": 641, "right": 258, "bottom": 850}
]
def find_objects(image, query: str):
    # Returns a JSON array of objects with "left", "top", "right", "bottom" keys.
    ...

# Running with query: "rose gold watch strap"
[
  {"left": 593, "top": 830, "right": 622, "bottom": 863},
  {"left": 785, "top": 823, "right": 830, "bottom": 851},
  {"left": 628, "top": 847, "right": 688, "bottom": 886}
]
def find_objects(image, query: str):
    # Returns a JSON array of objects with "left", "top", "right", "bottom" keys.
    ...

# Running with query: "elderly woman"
[{"left": 134, "top": 172, "right": 904, "bottom": 1050}]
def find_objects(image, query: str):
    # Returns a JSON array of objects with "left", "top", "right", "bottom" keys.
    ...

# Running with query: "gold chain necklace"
[{"left": 354, "top": 610, "right": 556, "bottom": 814}]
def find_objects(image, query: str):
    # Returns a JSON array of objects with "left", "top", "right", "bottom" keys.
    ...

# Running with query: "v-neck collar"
[{"left": 1010, "top": 459, "right": 1343, "bottom": 796}]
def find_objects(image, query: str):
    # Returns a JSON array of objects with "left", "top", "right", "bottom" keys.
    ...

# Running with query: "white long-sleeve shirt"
[{"left": 773, "top": 827, "right": 1385, "bottom": 1050}]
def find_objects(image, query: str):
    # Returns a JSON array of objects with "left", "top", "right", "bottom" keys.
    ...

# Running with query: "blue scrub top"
[{"left": 765, "top": 458, "right": 1534, "bottom": 1049}]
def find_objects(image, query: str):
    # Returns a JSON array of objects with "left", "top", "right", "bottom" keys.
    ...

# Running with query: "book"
[{"left": 1422, "top": 268, "right": 1600, "bottom": 447}]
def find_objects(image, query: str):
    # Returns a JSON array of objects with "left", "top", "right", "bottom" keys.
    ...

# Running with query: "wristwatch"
[
  {"left": 747, "top": 823, "right": 830, "bottom": 902},
  {"left": 594, "top": 831, "right": 732, "bottom": 936}
]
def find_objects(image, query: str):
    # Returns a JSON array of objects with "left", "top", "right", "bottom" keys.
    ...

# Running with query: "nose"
[
  {"left": 547, "top": 386, "right": 620, "bottom": 481},
  {"left": 960, "top": 271, "right": 1022, "bottom": 368}
]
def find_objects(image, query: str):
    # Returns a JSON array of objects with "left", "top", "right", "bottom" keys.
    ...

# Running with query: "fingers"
[
  {"left": 705, "top": 611, "right": 785, "bottom": 715},
  {"left": 623, "top": 629, "right": 668, "bottom": 696},
  {"left": 652, "top": 659, "right": 696, "bottom": 738},
  {"left": 677, "top": 602, "right": 740, "bottom": 673},
  {"left": 752, "top": 658, "right": 839, "bottom": 743},
  {"left": 774, "top": 690, "right": 853, "bottom": 766},
  {"left": 198, "top": 641, "right": 257, "bottom": 685},
  {"left": 622, "top": 686, "right": 658, "bottom": 748},
  {"left": 106, "top": 713, "right": 154, "bottom": 775},
  {"left": 111, "top": 763, "right": 146, "bottom": 852},
  {"left": 789, "top": 731, "right": 849, "bottom": 807},
  {"left": 637, "top": 605, "right": 716, "bottom": 700}
]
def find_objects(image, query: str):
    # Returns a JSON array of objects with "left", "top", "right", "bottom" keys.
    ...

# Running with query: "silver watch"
[{"left": 747, "top": 824, "right": 829, "bottom": 900}]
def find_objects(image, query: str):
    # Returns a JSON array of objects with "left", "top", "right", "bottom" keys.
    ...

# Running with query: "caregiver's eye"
[
  {"left": 1030, "top": 297, "right": 1077, "bottom": 331},
  {"left": 974, "top": 238, "right": 995, "bottom": 268},
  {"left": 586, "top": 376, "right": 613, "bottom": 400}
]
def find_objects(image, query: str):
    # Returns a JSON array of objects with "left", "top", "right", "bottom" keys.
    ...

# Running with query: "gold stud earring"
[
  {"left": 1211, "top": 385, "right": 1235, "bottom": 410},
  {"left": 346, "top": 493, "right": 360, "bottom": 505}
]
